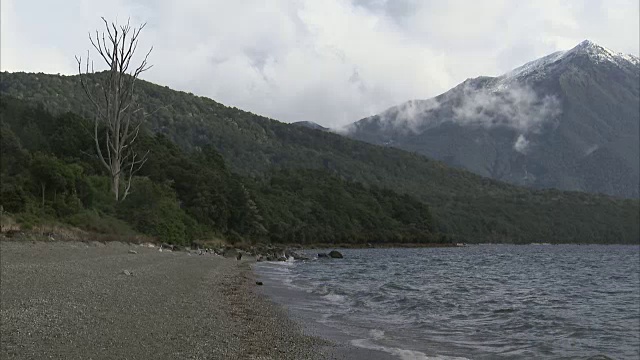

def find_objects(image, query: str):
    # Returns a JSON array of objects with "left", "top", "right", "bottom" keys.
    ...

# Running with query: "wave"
[
  {"left": 254, "top": 246, "right": 640, "bottom": 359},
  {"left": 351, "top": 330, "right": 469, "bottom": 360}
]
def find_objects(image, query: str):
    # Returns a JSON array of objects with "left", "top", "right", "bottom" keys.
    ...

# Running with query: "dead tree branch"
[{"left": 76, "top": 17, "right": 152, "bottom": 201}]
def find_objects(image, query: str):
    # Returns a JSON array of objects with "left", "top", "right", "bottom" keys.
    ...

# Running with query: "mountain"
[
  {"left": 291, "top": 121, "right": 329, "bottom": 131},
  {"left": 346, "top": 40, "right": 640, "bottom": 198},
  {"left": 1, "top": 71, "right": 638, "bottom": 243}
]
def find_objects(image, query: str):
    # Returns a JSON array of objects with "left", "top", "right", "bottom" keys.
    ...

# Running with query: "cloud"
[
  {"left": 1, "top": 0, "right": 638, "bottom": 128},
  {"left": 361, "top": 81, "right": 562, "bottom": 138},
  {"left": 0, "top": 0, "right": 73, "bottom": 74},
  {"left": 368, "top": 98, "right": 441, "bottom": 134},
  {"left": 452, "top": 84, "right": 562, "bottom": 133},
  {"left": 514, "top": 134, "right": 530, "bottom": 154}
]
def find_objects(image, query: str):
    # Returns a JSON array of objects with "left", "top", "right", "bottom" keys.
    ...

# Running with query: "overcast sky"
[{"left": 2, "top": 0, "right": 638, "bottom": 127}]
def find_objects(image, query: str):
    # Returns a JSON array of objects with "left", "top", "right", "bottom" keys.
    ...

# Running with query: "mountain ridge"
[
  {"left": 346, "top": 40, "right": 640, "bottom": 198},
  {"left": 1, "top": 70, "right": 638, "bottom": 243}
]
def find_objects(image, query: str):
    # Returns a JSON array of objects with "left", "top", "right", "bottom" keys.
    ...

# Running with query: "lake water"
[{"left": 254, "top": 245, "right": 640, "bottom": 360}]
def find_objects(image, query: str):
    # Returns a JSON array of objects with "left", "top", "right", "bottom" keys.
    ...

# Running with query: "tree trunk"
[{"left": 112, "top": 174, "right": 120, "bottom": 202}]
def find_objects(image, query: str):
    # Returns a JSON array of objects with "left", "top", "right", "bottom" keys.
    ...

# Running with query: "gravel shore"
[{"left": 0, "top": 241, "right": 336, "bottom": 359}]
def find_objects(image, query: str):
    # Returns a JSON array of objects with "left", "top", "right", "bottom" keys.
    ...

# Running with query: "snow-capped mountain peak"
[
  {"left": 347, "top": 40, "right": 640, "bottom": 198},
  {"left": 568, "top": 39, "right": 639, "bottom": 65},
  {"left": 496, "top": 40, "right": 639, "bottom": 89}
]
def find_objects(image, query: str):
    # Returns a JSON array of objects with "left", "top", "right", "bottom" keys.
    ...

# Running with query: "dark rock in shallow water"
[
  {"left": 317, "top": 253, "right": 329, "bottom": 258},
  {"left": 255, "top": 281, "right": 263, "bottom": 286},
  {"left": 291, "top": 251, "right": 310, "bottom": 261},
  {"left": 236, "top": 252, "right": 243, "bottom": 261},
  {"left": 329, "top": 250, "right": 343, "bottom": 259}
]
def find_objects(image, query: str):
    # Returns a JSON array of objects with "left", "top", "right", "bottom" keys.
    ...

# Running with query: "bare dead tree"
[{"left": 75, "top": 17, "right": 152, "bottom": 201}]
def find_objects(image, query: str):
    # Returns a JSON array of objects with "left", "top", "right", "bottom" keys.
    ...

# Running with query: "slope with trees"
[
  {"left": 0, "top": 96, "right": 443, "bottom": 245},
  {"left": 1, "top": 72, "right": 638, "bottom": 243}
]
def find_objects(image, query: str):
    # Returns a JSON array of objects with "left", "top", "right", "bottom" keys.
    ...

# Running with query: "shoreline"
[
  {"left": 253, "top": 262, "right": 401, "bottom": 360},
  {"left": 0, "top": 240, "right": 336, "bottom": 359}
]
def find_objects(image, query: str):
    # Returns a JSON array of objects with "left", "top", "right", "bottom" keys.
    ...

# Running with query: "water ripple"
[{"left": 256, "top": 245, "right": 640, "bottom": 359}]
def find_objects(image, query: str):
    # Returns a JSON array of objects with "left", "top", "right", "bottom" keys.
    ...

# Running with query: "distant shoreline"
[{"left": 302, "top": 242, "right": 461, "bottom": 250}]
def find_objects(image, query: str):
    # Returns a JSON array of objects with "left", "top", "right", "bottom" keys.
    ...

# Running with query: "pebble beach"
[{"left": 0, "top": 241, "right": 336, "bottom": 360}]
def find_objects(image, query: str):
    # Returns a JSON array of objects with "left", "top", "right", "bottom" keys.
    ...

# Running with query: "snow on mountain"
[
  {"left": 347, "top": 40, "right": 640, "bottom": 198},
  {"left": 496, "top": 40, "right": 639, "bottom": 90},
  {"left": 568, "top": 39, "right": 640, "bottom": 66}
]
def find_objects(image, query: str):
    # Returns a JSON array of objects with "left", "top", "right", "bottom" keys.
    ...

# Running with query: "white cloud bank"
[
  {"left": 452, "top": 84, "right": 562, "bottom": 133},
  {"left": 1, "top": 0, "right": 638, "bottom": 127}
]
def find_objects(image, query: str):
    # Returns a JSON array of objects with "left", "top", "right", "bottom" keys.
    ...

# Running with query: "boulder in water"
[
  {"left": 291, "top": 251, "right": 310, "bottom": 261},
  {"left": 329, "top": 250, "right": 343, "bottom": 259}
]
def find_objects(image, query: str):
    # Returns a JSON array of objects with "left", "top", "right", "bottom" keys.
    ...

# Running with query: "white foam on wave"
[
  {"left": 370, "top": 329, "right": 386, "bottom": 340},
  {"left": 351, "top": 338, "right": 430, "bottom": 360},
  {"left": 256, "top": 265, "right": 291, "bottom": 277},
  {"left": 267, "top": 258, "right": 297, "bottom": 266},
  {"left": 351, "top": 331, "right": 470, "bottom": 360},
  {"left": 322, "top": 293, "right": 347, "bottom": 304}
]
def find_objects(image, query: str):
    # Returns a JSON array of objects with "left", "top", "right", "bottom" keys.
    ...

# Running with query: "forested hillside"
[
  {"left": 1, "top": 72, "right": 638, "bottom": 243},
  {"left": 0, "top": 96, "right": 440, "bottom": 245}
]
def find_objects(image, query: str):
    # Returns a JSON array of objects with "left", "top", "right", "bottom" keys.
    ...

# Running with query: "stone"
[
  {"left": 290, "top": 251, "right": 310, "bottom": 261},
  {"left": 122, "top": 270, "right": 133, "bottom": 276},
  {"left": 223, "top": 248, "right": 239, "bottom": 258},
  {"left": 128, "top": 250, "right": 137, "bottom": 254},
  {"left": 317, "top": 253, "right": 329, "bottom": 258},
  {"left": 255, "top": 281, "right": 263, "bottom": 286},
  {"left": 5, "top": 230, "right": 20, "bottom": 238},
  {"left": 329, "top": 250, "right": 343, "bottom": 259}
]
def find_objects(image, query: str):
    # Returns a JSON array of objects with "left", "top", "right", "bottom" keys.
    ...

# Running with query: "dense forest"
[
  {"left": 1, "top": 72, "right": 639, "bottom": 244},
  {"left": 0, "top": 96, "right": 440, "bottom": 245}
]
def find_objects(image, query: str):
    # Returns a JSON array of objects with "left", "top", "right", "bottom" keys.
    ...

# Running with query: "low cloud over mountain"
[{"left": 347, "top": 40, "right": 640, "bottom": 198}]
